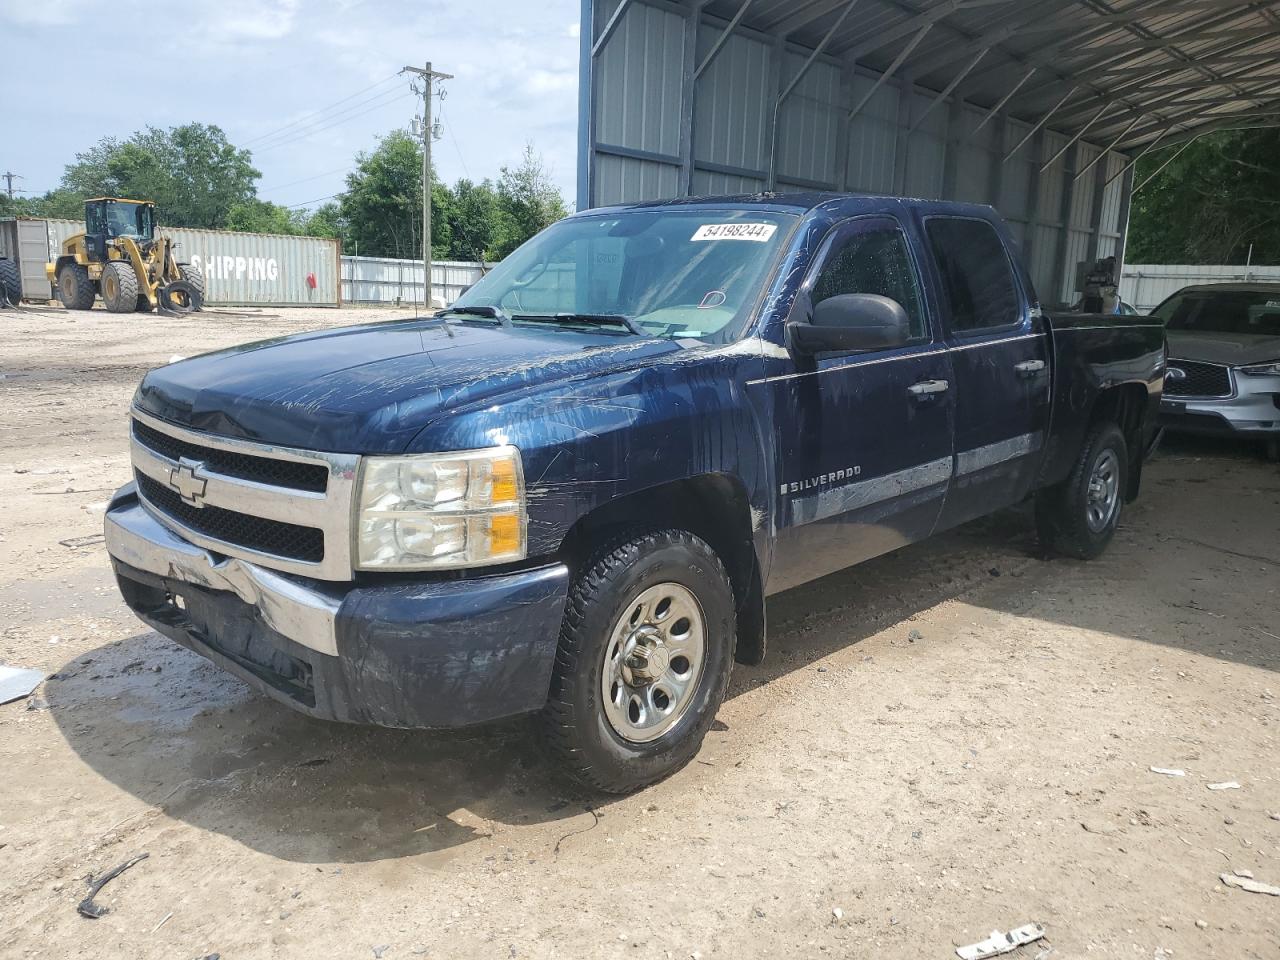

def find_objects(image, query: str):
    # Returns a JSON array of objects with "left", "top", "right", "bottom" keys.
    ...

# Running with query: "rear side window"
[{"left": 926, "top": 218, "right": 1021, "bottom": 332}]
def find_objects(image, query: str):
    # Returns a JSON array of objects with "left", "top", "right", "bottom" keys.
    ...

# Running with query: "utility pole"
[
  {"left": 401, "top": 62, "right": 452, "bottom": 310},
  {"left": 1, "top": 172, "right": 21, "bottom": 198}
]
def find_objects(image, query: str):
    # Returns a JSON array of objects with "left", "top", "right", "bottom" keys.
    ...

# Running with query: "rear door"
[
  {"left": 766, "top": 213, "right": 955, "bottom": 593},
  {"left": 922, "top": 216, "right": 1051, "bottom": 530}
]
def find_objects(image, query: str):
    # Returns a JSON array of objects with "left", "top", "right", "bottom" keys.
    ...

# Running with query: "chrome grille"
[
  {"left": 1165, "top": 359, "right": 1233, "bottom": 399},
  {"left": 129, "top": 408, "right": 359, "bottom": 580}
]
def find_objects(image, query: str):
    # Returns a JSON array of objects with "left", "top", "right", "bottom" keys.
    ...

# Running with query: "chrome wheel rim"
[
  {"left": 1086, "top": 448, "right": 1120, "bottom": 533},
  {"left": 601, "top": 582, "right": 706, "bottom": 744}
]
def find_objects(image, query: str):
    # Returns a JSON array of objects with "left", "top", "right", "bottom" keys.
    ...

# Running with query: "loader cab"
[{"left": 84, "top": 198, "right": 155, "bottom": 261}]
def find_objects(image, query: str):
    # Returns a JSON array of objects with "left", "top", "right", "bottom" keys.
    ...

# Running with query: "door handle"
[
  {"left": 1015, "top": 359, "right": 1046, "bottom": 377},
  {"left": 907, "top": 379, "right": 950, "bottom": 398}
]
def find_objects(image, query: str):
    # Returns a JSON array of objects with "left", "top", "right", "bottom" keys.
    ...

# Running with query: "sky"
[{"left": 0, "top": 0, "right": 581, "bottom": 211}]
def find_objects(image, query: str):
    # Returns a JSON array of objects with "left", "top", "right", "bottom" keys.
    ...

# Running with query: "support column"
[{"left": 1052, "top": 142, "right": 1080, "bottom": 308}]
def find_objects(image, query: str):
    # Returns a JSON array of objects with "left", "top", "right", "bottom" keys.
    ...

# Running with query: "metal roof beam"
[
  {"left": 1056, "top": 27, "right": 1266, "bottom": 58},
  {"left": 1104, "top": 123, "right": 1174, "bottom": 187},
  {"left": 900, "top": 0, "right": 1069, "bottom": 80},
  {"left": 768, "top": 0, "right": 860, "bottom": 189},
  {"left": 908, "top": 46, "right": 989, "bottom": 133},
  {"left": 967, "top": 65, "right": 1037, "bottom": 140},
  {"left": 845, "top": 22, "right": 933, "bottom": 120},
  {"left": 834, "top": 0, "right": 1016, "bottom": 61},
  {"left": 1003, "top": 84, "right": 1077, "bottom": 160},
  {"left": 1040, "top": 100, "right": 1113, "bottom": 172},
  {"left": 591, "top": 0, "right": 636, "bottom": 58},
  {"left": 694, "top": 0, "right": 755, "bottom": 80},
  {"left": 1073, "top": 114, "right": 1143, "bottom": 181},
  {"left": 761, "top": 0, "right": 852, "bottom": 37},
  {"left": 1002, "top": 0, "right": 1268, "bottom": 101}
]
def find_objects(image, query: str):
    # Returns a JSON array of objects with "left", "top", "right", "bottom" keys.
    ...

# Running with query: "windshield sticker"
[
  {"left": 698, "top": 290, "right": 728, "bottom": 309},
  {"left": 691, "top": 223, "right": 777, "bottom": 242}
]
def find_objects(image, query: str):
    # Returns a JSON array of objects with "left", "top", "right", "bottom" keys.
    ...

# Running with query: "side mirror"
[{"left": 788, "top": 293, "right": 911, "bottom": 356}]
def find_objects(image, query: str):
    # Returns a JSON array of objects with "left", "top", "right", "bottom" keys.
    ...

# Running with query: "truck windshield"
[
  {"left": 1155, "top": 288, "right": 1280, "bottom": 336},
  {"left": 449, "top": 209, "right": 797, "bottom": 340}
]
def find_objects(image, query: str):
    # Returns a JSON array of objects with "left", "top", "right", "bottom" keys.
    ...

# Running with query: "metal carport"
[{"left": 577, "top": 0, "right": 1280, "bottom": 306}]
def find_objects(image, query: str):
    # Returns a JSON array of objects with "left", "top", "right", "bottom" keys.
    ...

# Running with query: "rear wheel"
[
  {"left": 0, "top": 257, "right": 19, "bottom": 305},
  {"left": 1036, "top": 422, "right": 1128, "bottom": 559},
  {"left": 540, "top": 529, "right": 736, "bottom": 794},
  {"left": 100, "top": 261, "right": 139, "bottom": 313},
  {"left": 56, "top": 262, "right": 96, "bottom": 310}
]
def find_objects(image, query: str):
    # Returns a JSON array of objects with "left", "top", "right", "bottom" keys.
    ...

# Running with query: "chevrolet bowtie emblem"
[{"left": 169, "top": 458, "right": 208, "bottom": 506}]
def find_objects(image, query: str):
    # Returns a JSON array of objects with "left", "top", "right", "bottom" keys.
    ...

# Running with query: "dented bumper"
[{"left": 105, "top": 484, "right": 570, "bottom": 728}]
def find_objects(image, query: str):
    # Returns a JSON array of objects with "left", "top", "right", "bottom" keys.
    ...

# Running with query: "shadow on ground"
[{"left": 45, "top": 440, "right": 1280, "bottom": 864}]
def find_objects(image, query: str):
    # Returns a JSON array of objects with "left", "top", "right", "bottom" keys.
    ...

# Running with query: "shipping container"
[
  {"left": 0, "top": 218, "right": 58, "bottom": 300},
  {"left": 5, "top": 217, "right": 340, "bottom": 307}
]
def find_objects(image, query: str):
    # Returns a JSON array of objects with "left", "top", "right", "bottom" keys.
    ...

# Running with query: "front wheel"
[
  {"left": 540, "top": 529, "right": 736, "bottom": 794},
  {"left": 1036, "top": 422, "right": 1128, "bottom": 559}
]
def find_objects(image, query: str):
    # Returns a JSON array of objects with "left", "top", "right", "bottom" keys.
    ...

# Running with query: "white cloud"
[
  {"left": 0, "top": 0, "right": 87, "bottom": 26},
  {"left": 568, "top": 22, "right": 580, "bottom": 38}
]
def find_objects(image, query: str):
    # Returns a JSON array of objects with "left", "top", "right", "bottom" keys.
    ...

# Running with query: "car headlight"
[
  {"left": 355, "top": 446, "right": 526, "bottom": 570},
  {"left": 1239, "top": 360, "right": 1280, "bottom": 376}
]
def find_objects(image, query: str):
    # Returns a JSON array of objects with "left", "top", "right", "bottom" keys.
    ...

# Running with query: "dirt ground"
[{"left": 1, "top": 302, "right": 1277, "bottom": 960}]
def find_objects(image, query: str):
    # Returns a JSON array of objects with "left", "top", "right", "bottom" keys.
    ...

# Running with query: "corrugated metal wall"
[
  {"left": 1120, "top": 264, "right": 1280, "bottom": 314},
  {"left": 342, "top": 257, "right": 488, "bottom": 306},
  {"left": 583, "top": 0, "right": 1136, "bottom": 308},
  {"left": 14, "top": 218, "right": 340, "bottom": 306}
]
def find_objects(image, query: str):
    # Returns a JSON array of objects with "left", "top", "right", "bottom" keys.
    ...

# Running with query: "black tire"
[
  {"left": 540, "top": 529, "right": 736, "bottom": 794},
  {"left": 1036, "top": 422, "right": 1128, "bottom": 560},
  {"left": 100, "top": 260, "right": 139, "bottom": 313},
  {"left": 0, "top": 257, "right": 20, "bottom": 305},
  {"left": 178, "top": 262, "right": 205, "bottom": 308},
  {"left": 56, "top": 262, "right": 96, "bottom": 310}
]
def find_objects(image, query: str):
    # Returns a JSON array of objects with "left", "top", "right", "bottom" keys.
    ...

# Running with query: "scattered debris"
[
  {"left": 1207, "top": 781, "right": 1241, "bottom": 791},
  {"left": 0, "top": 665, "right": 45, "bottom": 705},
  {"left": 1195, "top": 920, "right": 1208, "bottom": 929},
  {"left": 1150, "top": 767, "right": 1186, "bottom": 777},
  {"left": 151, "top": 911, "right": 173, "bottom": 933},
  {"left": 372, "top": 947, "right": 390, "bottom": 958},
  {"left": 1234, "top": 869, "right": 1254, "bottom": 879},
  {"left": 1220, "top": 873, "right": 1280, "bottom": 896},
  {"left": 956, "top": 923, "right": 1045, "bottom": 960},
  {"left": 831, "top": 907, "right": 844, "bottom": 922},
  {"left": 59, "top": 533, "right": 106, "bottom": 549},
  {"left": 1271, "top": 813, "right": 1280, "bottom": 822},
  {"left": 77, "top": 853, "right": 150, "bottom": 919},
  {"left": 908, "top": 629, "right": 923, "bottom": 642}
]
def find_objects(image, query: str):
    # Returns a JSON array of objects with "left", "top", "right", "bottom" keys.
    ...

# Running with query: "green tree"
[
  {"left": 59, "top": 123, "right": 259, "bottom": 229},
  {"left": 225, "top": 199, "right": 309, "bottom": 235},
  {"left": 1127, "top": 128, "right": 1280, "bottom": 264},
  {"left": 338, "top": 129, "right": 454, "bottom": 259},
  {"left": 445, "top": 178, "right": 503, "bottom": 261},
  {"left": 492, "top": 144, "right": 569, "bottom": 259},
  {"left": 302, "top": 202, "right": 345, "bottom": 240}
]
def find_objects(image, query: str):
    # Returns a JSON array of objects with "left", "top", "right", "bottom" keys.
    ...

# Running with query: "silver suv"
[{"left": 1155, "top": 283, "right": 1280, "bottom": 460}]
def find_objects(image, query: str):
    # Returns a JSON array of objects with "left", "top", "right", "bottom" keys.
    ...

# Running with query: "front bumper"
[
  {"left": 1160, "top": 378, "right": 1280, "bottom": 436},
  {"left": 105, "top": 485, "right": 570, "bottom": 728}
]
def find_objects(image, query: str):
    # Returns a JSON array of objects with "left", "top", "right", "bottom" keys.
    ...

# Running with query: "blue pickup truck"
[{"left": 104, "top": 194, "right": 1165, "bottom": 792}]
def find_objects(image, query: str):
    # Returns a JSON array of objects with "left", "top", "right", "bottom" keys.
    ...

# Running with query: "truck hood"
[
  {"left": 134, "top": 317, "right": 684, "bottom": 453},
  {"left": 1166, "top": 330, "right": 1280, "bottom": 367}
]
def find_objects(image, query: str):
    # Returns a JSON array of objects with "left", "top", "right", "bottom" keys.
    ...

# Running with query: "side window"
[
  {"left": 811, "top": 222, "right": 926, "bottom": 340},
  {"left": 926, "top": 218, "right": 1021, "bottom": 332}
]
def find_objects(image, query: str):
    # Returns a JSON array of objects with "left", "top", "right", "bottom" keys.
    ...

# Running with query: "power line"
[
  {"left": 240, "top": 72, "right": 402, "bottom": 147},
  {"left": 259, "top": 166, "right": 353, "bottom": 193},
  {"left": 285, "top": 192, "right": 343, "bottom": 210},
  {"left": 253, "top": 88, "right": 415, "bottom": 154}
]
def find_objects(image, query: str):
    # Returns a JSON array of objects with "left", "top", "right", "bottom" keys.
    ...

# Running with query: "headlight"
[
  {"left": 355, "top": 446, "right": 526, "bottom": 570},
  {"left": 1239, "top": 361, "right": 1280, "bottom": 376}
]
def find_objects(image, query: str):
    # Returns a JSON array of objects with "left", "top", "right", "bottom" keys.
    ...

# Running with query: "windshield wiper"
[
  {"left": 513, "top": 312, "right": 646, "bottom": 336},
  {"left": 435, "top": 305, "right": 511, "bottom": 327}
]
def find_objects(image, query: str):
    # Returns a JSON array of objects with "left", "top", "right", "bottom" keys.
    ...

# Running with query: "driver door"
[{"left": 767, "top": 214, "right": 955, "bottom": 593}]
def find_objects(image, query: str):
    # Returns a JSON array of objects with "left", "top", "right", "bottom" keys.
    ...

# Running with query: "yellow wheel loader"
[{"left": 45, "top": 198, "right": 205, "bottom": 314}]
